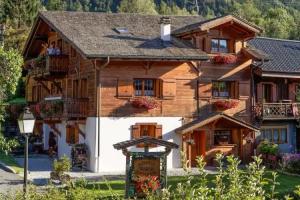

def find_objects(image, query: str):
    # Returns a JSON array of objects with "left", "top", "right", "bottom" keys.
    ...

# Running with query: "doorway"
[
  {"left": 296, "top": 128, "right": 300, "bottom": 152},
  {"left": 190, "top": 130, "right": 206, "bottom": 167}
]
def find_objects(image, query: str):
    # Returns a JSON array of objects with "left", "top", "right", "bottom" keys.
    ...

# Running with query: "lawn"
[
  {"left": 0, "top": 153, "right": 23, "bottom": 174},
  {"left": 76, "top": 171, "right": 300, "bottom": 198}
]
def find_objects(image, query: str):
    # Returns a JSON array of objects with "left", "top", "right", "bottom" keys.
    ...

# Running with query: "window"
[
  {"left": 261, "top": 127, "right": 288, "bottom": 144},
  {"left": 131, "top": 123, "right": 162, "bottom": 147},
  {"left": 211, "top": 39, "right": 228, "bottom": 53},
  {"left": 212, "top": 81, "right": 236, "bottom": 98},
  {"left": 214, "top": 130, "right": 232, "bottom": 145},
  {"left": 66, "top": 126, "right": 79, "bottom": 144},
  {"left": 80, "top": 79, "right": 88, "bottom": 98},
  {"left": 134, "top": 79, "right": 156, "bottom": 97}
]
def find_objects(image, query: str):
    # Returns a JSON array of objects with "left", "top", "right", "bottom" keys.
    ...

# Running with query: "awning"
[{"left": 175, "top": 113, "right": 259, "bottom": 134}]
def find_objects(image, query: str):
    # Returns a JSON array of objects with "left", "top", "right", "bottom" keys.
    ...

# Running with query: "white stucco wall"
[{"left": 97, "top": 117, "right": 183, "bottom": 172}]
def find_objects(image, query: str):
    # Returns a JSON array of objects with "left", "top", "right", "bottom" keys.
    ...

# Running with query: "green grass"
[
  {"left": 78, "top": 172, "right": 300, "bottom": 198},
  {"left": 0, "top": 153, "right": 23, "bottom": 174}
]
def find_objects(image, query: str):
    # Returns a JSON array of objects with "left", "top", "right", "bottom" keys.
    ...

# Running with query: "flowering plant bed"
[
  {"left": 212, "top": 54, "right": 237, "bottom": 64},
  {"left": 131, "top": 96, "right": 159, "bottom": 110},
  {"left": 213, "top": 99, "right": 239, "bottom": 110},
  {"left": 134, "top": 175, "right": 160, "bottom": 195}
]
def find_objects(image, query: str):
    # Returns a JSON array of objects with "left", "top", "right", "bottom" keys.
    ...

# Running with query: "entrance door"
[
  {"left": 297, "top": 128, "right": 300, "bottom": 152},
  {"left": 191, "top": 130, "right": 206, "bottom": 167}
]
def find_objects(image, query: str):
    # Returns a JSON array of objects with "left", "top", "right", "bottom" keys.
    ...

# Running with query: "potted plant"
[
  {"left": 50, "top": 155, "right": 71, "bottom": 184},
  {"left": 40, "top": 100, "right": 64, "bottom": 118},
  {"left": 212, "top": 54, "right": 237, "bottom": 64},
  {"left": 213, "top": 99, "right": 239, "bottom": 111},
  {"left": 131, "top": 96, "right": 159, "bottom": 110}
]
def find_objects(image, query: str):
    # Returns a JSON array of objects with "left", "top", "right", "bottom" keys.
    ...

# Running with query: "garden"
[{"left": 1, "top": 151, "right": 300, "bottom": 200}]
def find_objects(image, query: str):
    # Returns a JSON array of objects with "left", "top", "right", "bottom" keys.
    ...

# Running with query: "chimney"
[{"left": 160, "top": 17, "right": 171, "bottom": 42}]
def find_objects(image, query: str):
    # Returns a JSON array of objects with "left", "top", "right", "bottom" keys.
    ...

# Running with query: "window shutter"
[
  {"left": 155, "top": 125, "right": 162, "bottom": 139},
  {"left": 74, "top": 127, "right": 79, "bottom": 144},
  {"left": 257, "top": 83, "right": 263, "bottom": 102},
  {"left": 66, "top": 126, "right": 71, "bottom": 144},
  {"left": 198, "top": 80, "right": 212, "bottom": 99},
  {"left": 289, "top": 83, "right": 296, "bottom": 101},
  {"left": 162, "top": 79, "right": 176, "bottom": 99},
  {"left": 239, "top": 81, "right": 250, "bottom": 99},
  {"left": 131, "top": 125, "right": 140, "bottom": 139},
  {"left": 117, "top": 79, "right": 133, "bottom": 98}
]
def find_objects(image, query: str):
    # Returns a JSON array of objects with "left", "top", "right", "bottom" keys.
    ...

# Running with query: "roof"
[
  {"left": 175, "top": 113, "right": 259, "bottom": 134},
  {"left": 113, "top": 136, "right": 179, "bottom": 150},
  {"left": 173, "top": 14, "right": 262, "bottom": 36},
  {"left": 24, "top": 11, "right": 209, "bottom": 61},
  {"left": 249, "top": 37, "right": 300, "bottom": 74}
]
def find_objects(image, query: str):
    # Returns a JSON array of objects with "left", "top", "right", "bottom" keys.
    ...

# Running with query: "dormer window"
[{"left": 211, "top": 39, "right": 228, "bottom": 53}]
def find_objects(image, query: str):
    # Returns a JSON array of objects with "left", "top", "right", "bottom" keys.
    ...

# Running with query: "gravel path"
[{"left": 0, "top": 165, "right": 23, "bottom": 194}]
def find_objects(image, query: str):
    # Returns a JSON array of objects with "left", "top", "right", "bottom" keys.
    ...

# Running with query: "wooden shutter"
[
  {"left": 162, "top": 79, "right": 176, "bottom": 99},
  {"left": 239, "top": 81, "right": 250, "bottom": 99},
  {"left": 229, "top": 81, "right": 238, "bottom": 99},
  {"left": 117, "top": 79, "right": 133, "bottom": 98},
  {"left": 257, "top": 82, "right": 263, "bottom": 102},
  {"left": 198, "top": 80, "right": 212, "bottom": 99},
  {"left": 289, "top": 83, "right": 296, "bottom": 101},
  {"left": 155, "top": 125, "right": 162, "bottom": 139},
  {"left": 131, "top": 125, "right": 140, "bottom": 139},
  {"left": 271, "top": 83, "right": 277, "bottom": 102},
  {"left": 66, "top": 126, "right": 71, "bottom": 144},
  {"left": 74, "top": 127, "right": 79, "bottom": 144},
  {"left": 80, "top": 79, "right": 88, "bottom": 98}
]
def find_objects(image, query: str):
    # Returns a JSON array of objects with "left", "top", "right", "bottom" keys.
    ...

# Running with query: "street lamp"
[{"left": 18, "top": 107, "right": 35, "bottom": 194}]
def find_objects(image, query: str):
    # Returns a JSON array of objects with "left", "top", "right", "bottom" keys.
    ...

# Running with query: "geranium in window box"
[
  {"left": 39, "top": 100, "right": 64, "bottom": 118},
  {"left": 212, "top": 54, "right": 237, "bottom": 64},
  {"left": 213, "top": 99, "right": 239, "bottom": 110},
  {"left": 131, "top": 97, "right": 159, "bottom": 110}
]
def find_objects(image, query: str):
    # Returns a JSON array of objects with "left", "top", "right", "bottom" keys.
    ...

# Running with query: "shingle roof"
[
  {"left": 172, "top": 14, "right": 262, "bottom": 35},
  {"left": 36, "top": 11, "right": 209, "bottom": 60},
  {"left": 249, "top": 37, "right": 300, "bottom": 73}
]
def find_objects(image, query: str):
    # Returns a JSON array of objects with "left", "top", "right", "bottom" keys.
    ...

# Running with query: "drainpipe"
[{"left": 93, "top": 57, "right": 110, "bottom": 172}]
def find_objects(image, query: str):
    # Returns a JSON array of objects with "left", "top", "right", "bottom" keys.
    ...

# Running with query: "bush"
[
  {"left": 0, "top": 133, "right": 19, "bottom": 155},
  {"left": 257, "top": 140, "right": 279, "bottom": 155},
  {"left": 282, "top": 153, "right": 300, "bottom": 174}
]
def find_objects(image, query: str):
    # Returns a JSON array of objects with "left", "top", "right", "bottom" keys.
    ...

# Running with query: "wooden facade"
[{"left": 23, "top": 13, "right": 263, "bottom": 167}]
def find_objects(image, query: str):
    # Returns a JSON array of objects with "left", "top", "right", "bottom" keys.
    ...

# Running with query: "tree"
[
  {"left": 45, "top": 0, "right": 66, "bottom": 11},
  {"left": 158, "top": 1, "right": 193, "bottom": 15},
  {"left": 118, "top": 0, "right": 158, "bottom": 15},
  {"left": 0, "top": 47, "right": 23, "bottom": 102},
  {"left": 264, "top": 7, "right": 296, "bottom": 39}
]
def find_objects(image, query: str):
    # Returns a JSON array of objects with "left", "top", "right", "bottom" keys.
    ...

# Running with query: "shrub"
[
  {"left": 53, "top": 155, "right": 71, "bottom": 176},
  {"left": 257, "top": 140, "right": 279, "bottom": 155},
  {"left": 0, "top": 133, "right": 19, "bottom": 155},
  {"left": 282, "top": 153, "right": 300, "bottom": 174}
]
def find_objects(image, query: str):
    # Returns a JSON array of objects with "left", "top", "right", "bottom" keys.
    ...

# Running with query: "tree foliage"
[
  {"left": 0, "top": 47, "right": 23, "bottom": 102},
  {"left": 118, "top": 0, "right": 158, "bottom": 15}
]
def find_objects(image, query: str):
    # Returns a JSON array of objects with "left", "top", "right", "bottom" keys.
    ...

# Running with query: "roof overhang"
[
  {"left": 175, "top": 113, "right": 259, "bottom": 134},
  {"left": 261, "top": 72, "right": 300, "bottom": 79}
]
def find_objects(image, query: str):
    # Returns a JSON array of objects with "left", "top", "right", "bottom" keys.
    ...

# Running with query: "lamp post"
[{"left": 18, "top": 107, "right": 35, "bottom": 194}]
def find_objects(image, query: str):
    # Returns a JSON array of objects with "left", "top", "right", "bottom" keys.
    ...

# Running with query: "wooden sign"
[{"left": 133, "top": 158, "right": 160, "bottom": 177}]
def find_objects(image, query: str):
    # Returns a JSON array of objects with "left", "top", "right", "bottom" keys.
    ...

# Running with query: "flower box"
[
  {"left": 39, "top": 100, "right": 64, "bottom": 118},
  {"left": 212, "top": 54, "right": 237, "bottom": 64},
  {"left": 213, "top": 99, "right": 239, "bottom": 110},
  {"left": 131, "top": 97, "right": 159, "bottom": 110}
]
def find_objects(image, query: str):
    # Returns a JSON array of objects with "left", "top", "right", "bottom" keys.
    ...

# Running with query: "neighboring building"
[
  {"left": 23, "top": 11, "right": 296, "bottom": 173},
  {"left": 249, "top": 37, "right": 300, "bottom": 153}
]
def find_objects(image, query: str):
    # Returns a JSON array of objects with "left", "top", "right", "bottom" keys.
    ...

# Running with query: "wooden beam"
[
  {"left": 51, "top": 80, "right": 63, "bottom": 93},
  {"left": 75, "top": 123, "right": 85, "bottom": 139},
  {"left": 36, "top": 80, "right": 50, "bottom": 94},
  {"left": 45, "top": 123, "right": 61, "bottom": 137}
]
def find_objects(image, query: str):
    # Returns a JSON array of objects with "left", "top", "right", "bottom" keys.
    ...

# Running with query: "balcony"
[
  {"left": 27, "top": 55, "right": 69, "bottom": 78},
  {"left": 30, "top": 98, "right": 89, "bottom": 119},
  {"left": 253, "top": 102, "right": 300, "bottom": 120}
]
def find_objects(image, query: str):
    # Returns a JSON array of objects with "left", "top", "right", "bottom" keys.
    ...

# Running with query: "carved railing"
[
  {"left": 253, "top": 102, "right": 300, "bottom": 120},
  {"left": 28, "top": 55, "right": 69, "bottom": 76},
  {"left": 30, "top": 98, "right": 89, "bottom": 119}
]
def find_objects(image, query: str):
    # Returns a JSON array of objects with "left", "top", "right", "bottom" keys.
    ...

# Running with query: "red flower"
[
  {"left": 131, "top": 97, "right": 159, "bottom": 110},
  {"left": 135, "top": 175, "right": 160, "bottom": 194},
  {"left": 212, "top": 54, "right": 237, "bottom": 64},
  {"left": 213, "top": 99, "right": 239, "bottom": 110}
]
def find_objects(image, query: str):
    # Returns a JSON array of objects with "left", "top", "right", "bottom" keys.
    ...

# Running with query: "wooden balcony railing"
[
  {"left": 253, "top": 102, "right": 300, "bottom": 120},
  {"left": 28, "top": 55, "right": 69, "bottom": 77},
  {"left": 30, "top": 98, "right": 89, "bottom": 119}
]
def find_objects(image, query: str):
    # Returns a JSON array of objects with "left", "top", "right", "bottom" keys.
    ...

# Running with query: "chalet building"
[
  {"left": 249, "top": 38, "right": 300, "bottom": 153},
  {"left": 23, "top": 11, "right": 292, "bottom": 172}
]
